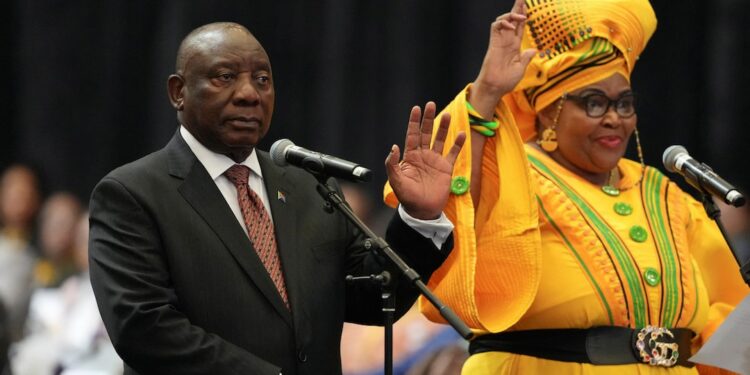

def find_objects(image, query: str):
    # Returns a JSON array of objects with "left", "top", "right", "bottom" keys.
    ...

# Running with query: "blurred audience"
[
  {"left": 341, "top": 305, "right": 465, "bottom": 375},
  {"left": 10, "top": 212, "right": 122, "bottom": 375},
  {"left": 33, "top": 192, "right": 82, "bottom": 289},
  {"left": 339, "top": 184, "right": 466, "bottom": 375},
  {"left": 405, "top": 342, "right": 468, "bottom": 375},
  {"left": 0, "top": 164, "right": 42, "bottom": 342}
]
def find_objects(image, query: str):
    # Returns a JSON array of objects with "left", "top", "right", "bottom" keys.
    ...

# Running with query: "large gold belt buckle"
[{"left": 635, "top": 326, "right": 680, "bottom": 367}]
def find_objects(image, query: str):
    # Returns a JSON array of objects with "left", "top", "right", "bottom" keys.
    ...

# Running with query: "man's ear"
[{"left": 167, "top": 74, "right": 185, "bottom": 110}]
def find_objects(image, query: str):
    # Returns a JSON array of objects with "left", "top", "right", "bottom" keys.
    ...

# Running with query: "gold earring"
[
  {"left": 633, "top": 125, "right": 645, "bottom": 186},
  {"left": 538, "top": 128, "right": 558, "bottom": 152},
  {"left": 537, "top": 96, "right": 565, "bottom": 152}
]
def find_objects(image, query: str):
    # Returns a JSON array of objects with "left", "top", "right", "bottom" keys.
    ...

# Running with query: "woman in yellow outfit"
[{"left": 384, "top": 0, "right": 749, "bottom": 373}]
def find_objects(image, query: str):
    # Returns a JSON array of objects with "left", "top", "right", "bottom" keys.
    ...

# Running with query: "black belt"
[{"left": 469, "top": 326, "right": 695, "bottom": 368}]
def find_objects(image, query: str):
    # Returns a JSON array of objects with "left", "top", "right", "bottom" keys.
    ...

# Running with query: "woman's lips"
[{"left": 596, "top": 135, "right": 622, "bottom": 148}]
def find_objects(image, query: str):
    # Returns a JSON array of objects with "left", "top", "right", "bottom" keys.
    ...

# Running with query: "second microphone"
[{"left": 270, "top": 139, "right": 373, "bottom": 182}]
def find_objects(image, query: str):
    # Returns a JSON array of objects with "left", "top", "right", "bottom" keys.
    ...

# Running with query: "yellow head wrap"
[{"left": 508, "top": 0, "right": 657, "bottom": 141}]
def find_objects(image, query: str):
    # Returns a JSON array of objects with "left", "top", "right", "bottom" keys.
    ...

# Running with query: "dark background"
[{"left": 4, "top": 0, "right": 749, "bottom": 205}]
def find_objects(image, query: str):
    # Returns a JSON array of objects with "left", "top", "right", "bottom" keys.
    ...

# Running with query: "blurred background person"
[
  {"left": 33, "top": 192, "right": 82, "bottom": 289},
  {"left": 405, "top": 344, "right": 468, "bottom": 375},
  {"left": 0, "top": 165, "right": 40, "bottom": 245},
  {"left": 0, "top": 164, "right": 42, "bottom": 342},
  {"left": 10, "top": 211, "right": 122, "bottom": 375},
  {"left": 340, "top": 305, "right": 466, "bottom": 375}
]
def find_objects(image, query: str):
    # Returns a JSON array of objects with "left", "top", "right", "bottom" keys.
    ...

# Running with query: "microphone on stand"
[
  {"left": 663, "top": 145, "right": 750, "bottom": 286},
  {"left": 270, "top": 139, "right": 372, "bottom": 182},
  {"left": 662, "top": 145, "right": 745, "bottom": 207}
]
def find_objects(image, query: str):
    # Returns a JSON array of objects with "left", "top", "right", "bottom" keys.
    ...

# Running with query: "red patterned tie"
[{"left": 225, "top": 164, "right": 289, "bottom": 308}]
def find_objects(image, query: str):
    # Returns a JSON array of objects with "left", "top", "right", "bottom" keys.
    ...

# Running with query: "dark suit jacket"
[{"left": 89, "top": 132, "right": 452, "bottom": 375}]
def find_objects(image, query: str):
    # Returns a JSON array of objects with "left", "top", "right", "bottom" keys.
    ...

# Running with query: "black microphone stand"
[
  {"left": 345, "top": 271, "right": 395, "bottom": 375},
  {"left": 310, "top": 171, "right": 474, "bottom": 375},
  {"left": 699, "top": 190, "right": 750, "bottom": 288}
]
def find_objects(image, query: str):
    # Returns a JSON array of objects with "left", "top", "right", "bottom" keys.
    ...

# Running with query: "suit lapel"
[{"left": 167, "top": 133, "right": 293, "bottom": 327}]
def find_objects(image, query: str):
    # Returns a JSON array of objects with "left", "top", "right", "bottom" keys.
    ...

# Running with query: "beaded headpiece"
[{"left": 506, "top": 0, "right": 657, "bottom": 140}]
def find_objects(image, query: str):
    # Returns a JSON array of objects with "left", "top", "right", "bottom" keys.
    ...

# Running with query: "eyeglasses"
[{"left": 564, "top": 93, "right": 637, "bottom": 118}]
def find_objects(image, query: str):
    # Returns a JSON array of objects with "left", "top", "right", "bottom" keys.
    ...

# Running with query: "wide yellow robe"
[{"left": 384, "top": 85, "right": 749, "bottom": 374}]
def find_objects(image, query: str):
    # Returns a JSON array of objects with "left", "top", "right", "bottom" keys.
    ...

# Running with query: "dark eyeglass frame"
[{"left": 564, "top": 92, "right": 637, "bottom": 118}]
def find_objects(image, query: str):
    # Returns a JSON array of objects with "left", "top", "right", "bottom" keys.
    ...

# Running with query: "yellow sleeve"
[{"left": 384, "top": 85, "right": 542, "bottom": 333}]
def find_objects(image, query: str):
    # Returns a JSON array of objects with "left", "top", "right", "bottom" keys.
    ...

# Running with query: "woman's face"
[{"left": 539, "top": 73, "right": 637, "bottom": 182}]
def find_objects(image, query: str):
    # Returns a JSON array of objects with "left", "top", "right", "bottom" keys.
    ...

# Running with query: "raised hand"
[
  {"left": 385, "top": 102, "right": 466, "bottom": 220},
  {"left": 470, "top": 0, "right": 537, "bottom": 118}
]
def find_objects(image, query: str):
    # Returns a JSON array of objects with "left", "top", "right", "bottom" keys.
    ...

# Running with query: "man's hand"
[{"left": 385, "top": 102, "right": 465, "bottom": 220}]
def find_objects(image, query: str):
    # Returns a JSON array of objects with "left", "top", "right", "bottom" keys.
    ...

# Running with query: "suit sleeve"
[{"left": 89, "top": 176, "right": 281, "bottom": 375}]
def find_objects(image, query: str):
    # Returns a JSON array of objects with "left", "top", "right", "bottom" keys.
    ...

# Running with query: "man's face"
[{"left": 175, "top": 28, "right": 274, "bottom": 160}]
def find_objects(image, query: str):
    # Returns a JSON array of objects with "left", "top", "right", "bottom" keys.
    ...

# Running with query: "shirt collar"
[{"left": 179, "top": 126, "right": 263, "bottom": 181}]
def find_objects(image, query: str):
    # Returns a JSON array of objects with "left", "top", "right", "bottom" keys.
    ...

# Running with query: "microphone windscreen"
[
  {"left": 662, "top": 145, "right": 688, "bottom": 173},
  {"left": 270, "top": 139, "right": 294, "bottom": 167}
]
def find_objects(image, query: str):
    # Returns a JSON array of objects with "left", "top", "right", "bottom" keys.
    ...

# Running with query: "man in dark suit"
[{"left": 88, "top": 22, "right": 465, "bottom": 375}]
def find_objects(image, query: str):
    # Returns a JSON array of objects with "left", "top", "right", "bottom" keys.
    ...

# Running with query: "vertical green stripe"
[
  {"left": 529, "top": 155, "right": 648, "bottom": 327},
  {"left": 643, "top": 170, "right": 668, "bottom": 324},
  {"left": 644, "top": 168, "right": 680, "bottom": 327},
  {"left": 537, "top": 196, "right": 615, "bottom": 324}
]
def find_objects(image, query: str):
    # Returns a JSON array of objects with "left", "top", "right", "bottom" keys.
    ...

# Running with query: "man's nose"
[{"left": 233, "top": 75, "right": 260, "bottom": 105}]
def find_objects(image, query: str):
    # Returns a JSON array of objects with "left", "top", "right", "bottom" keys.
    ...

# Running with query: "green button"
[
  {"left": 451, "top": 176, "right": 469, "bottom": 195},
  {"left": 601, "top": 185, "right": 620, "bottom": 196},
  {"left": 614, "top": 202, "right": 633, "bottom": 216},
  {"left": 643, "top": 267, "right": 661, "bottom": 286},
  {"left": 629, "top": 225, "right": 648, "bottom": 243}
]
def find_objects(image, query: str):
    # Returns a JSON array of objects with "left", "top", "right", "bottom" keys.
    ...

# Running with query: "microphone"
[
  {"left": 270, "top": 139, "right": 372, "bottom": 182},
  {"left": 662, "top": 145, "right": 745, "bottom": 207}
]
